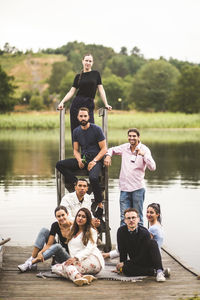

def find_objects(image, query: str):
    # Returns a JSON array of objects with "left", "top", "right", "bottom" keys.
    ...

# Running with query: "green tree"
[
  {"left": 20, "top": 90, "right": 32, "bottom": 104},
  {"left": 170, "top": 65, "right": 200, "bottom": 113},
  {"left": 59, "top": 71, "right": 76, "bottom": 108},
  {"left": 48, "top": 60, "right": 72, "bottom": 94},
  {"left": 100, "top": 74, "right": 126, "bottom": 109},
  {"left": 126, "top": 55, "right": 146, "bottom": 76},
  {"left": 129, "top": 60, "right": 180, "bottom": 111},
  {"left": 131, "top": 46, "right": 143, "bottom": 57},
  {"left": 0, "top": 65, "right": 17, "bottom": 113},
  {"left": 42, "top": 89, "right": 51, "bottom": 108},
  {"left": 107, "top": 55, "right": 129, "bottom": 78},
  {"left": 107, "top": 54, "right": 145, "bottom": 78},
  {"left": 120, "top": 46, "right": 128, "bottom": 55},
  {"left": 168, "top": 57, "right": 195, "bottom": 73},
  {"left": 29, "top": 95, "right": 44, "bottom": 110},
  {"left": 50, "top": 41, "right": 115, "bottom": 73},
  {"left": 86, "top": 45, "right": 115, "bottom": 73}
]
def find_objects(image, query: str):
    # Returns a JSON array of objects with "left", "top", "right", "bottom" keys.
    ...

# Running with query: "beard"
[{"left": 79, "top": 120, "right": 89, "bottom": 126}]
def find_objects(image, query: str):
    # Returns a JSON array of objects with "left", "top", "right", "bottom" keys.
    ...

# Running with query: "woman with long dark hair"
[
  {"left": 52, "top": 208, "right": 104, "bottom": 286},
  {"left": 57, "top": 54, "right": 112, "bottom": 136},
  {"left": 146, "top": 203, "right": 163, "bottom": 250}
]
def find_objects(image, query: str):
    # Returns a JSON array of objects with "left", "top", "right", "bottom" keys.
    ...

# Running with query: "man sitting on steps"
[{"left": 56, "top": 107, "right": 107, "bottom": 207}]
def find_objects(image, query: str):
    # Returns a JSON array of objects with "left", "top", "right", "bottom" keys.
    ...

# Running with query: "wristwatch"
[{"left": 93, "top": 159, "right": 97, "bottom": 163}]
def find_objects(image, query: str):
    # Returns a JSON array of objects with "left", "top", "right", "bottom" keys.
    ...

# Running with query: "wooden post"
[
  {"left": 56, "top": 109, "right": 65, "bottom": 205},
  {"left": 99, "top": 108, "right": 112, "bottom": 251}
]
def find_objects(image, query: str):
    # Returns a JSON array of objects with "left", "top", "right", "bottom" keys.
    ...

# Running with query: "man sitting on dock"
[
  {"left": 104, "top": 128, "right": 156, "bottom": 225},
  {"left": 116, "top": 208, "right": 167, "bottom": 282},
  {"left": 56, "top": 107, "right": 107, "bottom": 206},
  {"left": 60, "top": 178, "right": 103, "bottom": 229}
]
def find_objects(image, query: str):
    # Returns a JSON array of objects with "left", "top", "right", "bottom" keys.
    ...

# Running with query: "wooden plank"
[
  {"left": 0, "top": 246, "right": 200, "bottom": 300},
  {"left": 0, "top": 245, "right": 3, "bottom": 269}
]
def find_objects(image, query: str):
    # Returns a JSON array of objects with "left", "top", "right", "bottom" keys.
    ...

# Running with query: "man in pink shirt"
[{"left": 104, "top": 128, "right": 156, "bottom": 225}]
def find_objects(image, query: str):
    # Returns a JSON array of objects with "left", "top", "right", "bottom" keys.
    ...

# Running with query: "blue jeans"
[
  {"left": 34, "top": 228, "right": 70, "bottom": 263},
  {"left": 120, "top": 188, "right": 145, "bottom": 226}
]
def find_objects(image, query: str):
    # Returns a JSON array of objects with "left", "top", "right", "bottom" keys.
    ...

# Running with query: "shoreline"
[{"left": 1, "top": 111, "right": 200, "bottom": 130}]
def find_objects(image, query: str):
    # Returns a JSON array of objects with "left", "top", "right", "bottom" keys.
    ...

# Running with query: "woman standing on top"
[{"left": 57, "top": 54, "right": 112, "bottom": 136}]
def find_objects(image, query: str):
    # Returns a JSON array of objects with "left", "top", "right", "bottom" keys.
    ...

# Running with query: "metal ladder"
[{"left": 56, "top": 108, "right": 112, "bottom": 252}]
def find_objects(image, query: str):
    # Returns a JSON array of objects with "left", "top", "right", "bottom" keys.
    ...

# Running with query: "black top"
[
  {"left": 73, "top": 123, "right": 105, "bottom": 161},
  {"left": 117, "top": 225, "right": 151, "bottom": 264},
  {"left": 49, "top": 222, "right": 68, "bottom": 252},
  {"left": 72, "top": 70, "right": 102, "bottom": 99}
]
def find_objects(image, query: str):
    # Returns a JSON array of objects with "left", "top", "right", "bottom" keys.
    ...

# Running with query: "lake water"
[{"left": 0, "top": 129, "right": 200, "bottom": 273}]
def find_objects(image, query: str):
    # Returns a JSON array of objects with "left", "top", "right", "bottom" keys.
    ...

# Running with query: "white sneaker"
[
  {"left": 18, "top": 256, "right": 33, "bottom": 272},
  {"left": 156, "top": 271, "right": 166, "bottom": 282}
]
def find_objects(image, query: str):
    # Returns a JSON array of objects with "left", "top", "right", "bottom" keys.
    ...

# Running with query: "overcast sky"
[{"left": 1, "top": 0, "right": 200, "bottom": 63}]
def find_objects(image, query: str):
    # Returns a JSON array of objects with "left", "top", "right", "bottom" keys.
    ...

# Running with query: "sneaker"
[
  {"left": 156, "top": 271, "right": 166, "bottom": 282},
  {"left": 73, "top": 277, "right": 89, "bottom": 286},
  {"left": 18, "top": 256, "right": 33, "bottom": 272},
  {"left": 83, "top": 275, "right": 97, "bottom": 283},
  {"left": 164, "top": 267, "right": 171, "bottom": 278}
]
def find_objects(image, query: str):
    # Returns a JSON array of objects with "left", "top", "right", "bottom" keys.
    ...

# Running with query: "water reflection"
[{"left": 0, "top": 131, "right": 200, "bottom": 187}]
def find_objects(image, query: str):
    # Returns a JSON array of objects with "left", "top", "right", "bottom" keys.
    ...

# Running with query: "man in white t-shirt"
[{"left": 60, "top": 178, "right": 102, "bottom": 228}]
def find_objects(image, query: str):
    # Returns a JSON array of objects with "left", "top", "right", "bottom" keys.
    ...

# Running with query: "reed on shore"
[
  {"left": 0, "top": 111, "right": 200, "bottom": 129},
  {"left": 0, "top": 128, "right": 200, "bottom": 144}
]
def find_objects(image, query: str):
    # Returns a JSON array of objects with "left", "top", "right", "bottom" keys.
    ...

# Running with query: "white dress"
[{"left": 52, "top": 228, "right": 104, "bottom": 281}]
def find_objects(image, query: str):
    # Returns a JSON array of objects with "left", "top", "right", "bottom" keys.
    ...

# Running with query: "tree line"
[{"left": 0, "top": 41, "right": 200, "bottom": 113}]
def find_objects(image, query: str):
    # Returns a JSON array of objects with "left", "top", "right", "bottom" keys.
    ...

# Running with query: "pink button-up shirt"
[{"left": 107, "top": 142, "right": 156, "bottom": 192}]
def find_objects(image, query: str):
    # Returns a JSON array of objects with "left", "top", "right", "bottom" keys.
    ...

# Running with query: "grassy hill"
[{"left": 0, "top": 53, "right": 66, "bottom": 98}]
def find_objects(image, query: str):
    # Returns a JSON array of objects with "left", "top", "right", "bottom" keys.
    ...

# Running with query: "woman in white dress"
[{"left": 52, "top": 208, "right": 104, "bottom": 286}]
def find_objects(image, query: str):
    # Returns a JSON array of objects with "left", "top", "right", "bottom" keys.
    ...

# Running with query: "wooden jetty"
[
  {"left": 0, "top": 245, "right": 200, "bottom": 300},
  {"left": 1, "top": 110, "right": 199, "bottom": 299}
]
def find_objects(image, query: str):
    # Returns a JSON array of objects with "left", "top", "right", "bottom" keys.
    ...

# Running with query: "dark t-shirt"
[
  {"left": 72, "top": 70, "right": 102, "bottom": 99},
  {"left": 49, "top": 221, "right": 68, "bottom": 251},
  {"left": 73, "top": 123, "right": 105, "bottom": 160}
]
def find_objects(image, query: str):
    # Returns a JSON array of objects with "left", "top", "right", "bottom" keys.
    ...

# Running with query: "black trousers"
[
  {"left": 122, "top": 239, "right": 163, "bottom": 276},
  {"left": 56, "top": 158, "right": 103, "bottom": 203}
]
